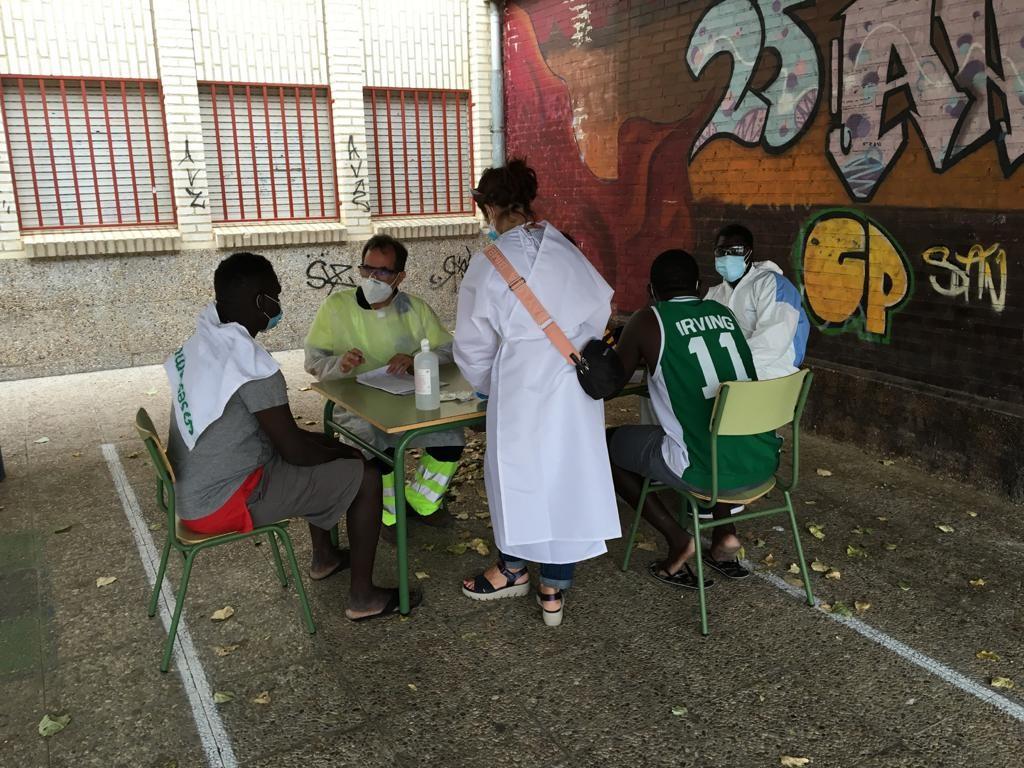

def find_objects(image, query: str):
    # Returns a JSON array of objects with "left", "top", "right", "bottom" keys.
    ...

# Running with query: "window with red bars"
[
  {"left": 1, "top": 76, "right": 174, "bottom": 231},
  {"left": 198, "top": 82, "right": 337, "bottom": 224},
  {"left": 363, "top": 87, "right": 473, "bottom": 217}
]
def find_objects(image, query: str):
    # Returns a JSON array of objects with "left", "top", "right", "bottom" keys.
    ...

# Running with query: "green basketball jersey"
[{"left": 648, "top": 297, "right": 781, "bottom": 490}]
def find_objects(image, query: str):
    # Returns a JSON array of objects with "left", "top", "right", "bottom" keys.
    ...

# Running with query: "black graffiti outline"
[
  {"left": 347, "top": 135, "right": 371, "bottom": 213},
  {"left": 178, "top": 137, "right": 207, "bottom": 210},
  {"left": 687, "top": 0, "right": 823, "bottom": 160},
  {"left": 428, "top": 247, "right": 471, "bottom": 290},
  {"left": 306, "top": 258, "right": 356, "bottom": 293}
]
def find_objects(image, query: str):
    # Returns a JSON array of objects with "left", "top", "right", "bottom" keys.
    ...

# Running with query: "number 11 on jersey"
[{"left": 688, "top": 332, "right": 751, "bottom": 399}]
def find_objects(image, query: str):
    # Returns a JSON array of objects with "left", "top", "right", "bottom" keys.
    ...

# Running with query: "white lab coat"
[
  {"left": 454, "top": 223, "right": 621, "bottom": 564},
  {"left": 704, "top": 260, "right": 809, "bottom": 380}
]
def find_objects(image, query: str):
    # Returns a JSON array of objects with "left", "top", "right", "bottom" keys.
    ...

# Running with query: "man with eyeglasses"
[
  {"left": 304, "top": 234, "right": 464, "bottom": 543},
  {"left": 704, "top": 224, "right": 809, "bottom": 381}
]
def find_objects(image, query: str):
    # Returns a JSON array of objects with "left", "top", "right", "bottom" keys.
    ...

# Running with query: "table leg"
[{"left": 394, "top": 432, "right": 415, "bottom": 615}]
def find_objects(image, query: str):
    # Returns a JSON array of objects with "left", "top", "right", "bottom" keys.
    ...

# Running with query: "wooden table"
[
  {"left": 312, "top": 364, "right": 647, "bottom": 616},
  {"left": 311, "top": 364, "right": 486, "bottom": 615}
]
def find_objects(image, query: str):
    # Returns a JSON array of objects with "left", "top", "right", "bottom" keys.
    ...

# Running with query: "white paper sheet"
[{"left": 355, "top": 366, "right": 416, "bottom": 395}]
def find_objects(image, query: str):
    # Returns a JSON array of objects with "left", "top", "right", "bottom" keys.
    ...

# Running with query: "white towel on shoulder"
[{"left": 165, "top": 303, "right": 280, "bottom": 450}]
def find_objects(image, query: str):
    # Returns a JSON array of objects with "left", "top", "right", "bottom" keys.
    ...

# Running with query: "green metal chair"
[
  {"left": 135, "top": 408, "right": 315, "bottom": 672},
  {"left": 621, "top": 370, "right": 815, "bottom": 635}
]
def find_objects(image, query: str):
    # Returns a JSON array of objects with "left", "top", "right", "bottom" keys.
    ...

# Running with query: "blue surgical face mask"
[
  {"left": 259, "top": 294, "right": 283, "bottom": 331},
  {"left": 714, "top": 254, "right": 747, "bottom": 283}
]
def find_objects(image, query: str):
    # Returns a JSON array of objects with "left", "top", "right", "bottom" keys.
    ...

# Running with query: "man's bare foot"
[
  {"left": 461, "top": 561, "right": 528, "bottom": 592},
  {"left": 710, "top": 532, "right": 742, "bottom": 563},
  {"left": 659, "top": 535, "right": 697, "bottom": 577},
  {"left": 309, "top": 547, "right": 350, "bottom": 581},
  {"left": 345, "top": 586, "right": 406, "bottom": 620}
]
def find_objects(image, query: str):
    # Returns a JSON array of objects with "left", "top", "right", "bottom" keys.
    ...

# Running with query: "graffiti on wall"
[
  {"left": 793, "top": 209, "right": 913, "bottom": 343},
  {"left": 828, "top": 0, "right": 1024, "bottom": 201},
  {"left": 687, "top": 0, "right": 820, "bottom": 157},
  {"left": 922, "top": 242, "right": 1008, "bottom": 313},
  {"left": 347, "top": 136, "right": 371, "bottom": 214},
  {"left": 178, "top": 137, "right": 207, "bottom": 211},
  {"left": 428, "top": 247, "right": 471, "bottom": 291},
  {"left": 305, "top": 252, "right": 355, "bottom": 293}
]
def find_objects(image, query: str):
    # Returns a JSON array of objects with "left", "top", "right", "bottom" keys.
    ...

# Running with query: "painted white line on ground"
[
  {"left": 751, "top": 565, "right": 1024, "bottom": 724},
  {"left": 102, "top": 443, "right": 238, "bottom": 768}
]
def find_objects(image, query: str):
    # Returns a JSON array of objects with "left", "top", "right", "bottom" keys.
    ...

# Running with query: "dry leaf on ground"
[
  {"left": 830, "top": 601, "right": 853, "bottom": 617},
  {"left": 936, "top": 524, "right": 955, "bottom": 533},
  {"left": 470, "top": 538, "right": 490, "bottom": 556},
  {"left": 855, "top": 600, "right": 871, "bottom": 614},
  {"left": 846, "top": 544, "right": 868, "bottom": 558},
  {"left": 53, "top": 525, "right": 72, "bottom": 534},
  {"left": 879, "top": 459, "right": 896, "bottom": 466},
  {"left": 251, "top": 691, "right": 271, "bottom": 705},
  {"left": 761, "top": 553, "right": 776, "bottom": 567},
  {"left": 815, "top": 468, "right": 833, "bottom": 477},
  {"left": 897, "top": 583, "right": 911, "bottom": 591},
  {"left": 804, "top": 500, "right": 817, "bottom": 506},
  {"left": 635, "top": 540, "right": 658, "bottom": 552},
  {"left": 969, "top": 578, "right": 987, "bottom": 588},
  {"left": 780, "top": 757, "right": 812, "bottom": 767},
  {"left": 414, "top": 571, "right": 430, "bottom": 580},
  {"left": 303, "top": 420, "right": 317, "bottom": 426},
  {"left": 966, "top": 510, "right": 978, "bottom": 518},
  {"left": 38, "top": 713, "right": 71, "bottom": 738},
  {"left": 810, "top": 560, "right": 829, "bottom": 573},
  {"left": 211, "top": 606, "right": 235, "bottom": 621},
  {"left": 753, "top": 538, "right": 766, "bottom": 548},
  {"left": 447, "top": 543, "right": 468, "bottom": 556},
  {"left": 95, "top": 576, "right": 117, "bottom": 588},
  {"left": 884, "top": 543, "right": 898, "bottom": 551},
  {"left": 34, "top": 437, "right": 50, "bottom": 444},
  {"left": 976, "top": 650, "right": 1001, "bottom": 661},
  {"left": 787, "top": 563, "right": 800, "bottom": 574},
  {"left": 807, "top": 524, "right": 825, "bottom": 540},
  {"left": 71, "top": 452, "right": 82, "bottom": 458},
  {"left": 213, "top": 644, "right": 240, "bottom": 657},
  {"left": 407, "top": 683, "right": 417, "bottom": 691},
  {"left": 825, "top": 569, "right": 841, "bottom": 580},
  {"left": 876, "top": 516, "right": 889, "bottom": 522},
  {"left": 784, "top": 575, "right": 804, "bottom": 588},
  {"left": 671, "top": 705, "right": 688, "bottom": 717},
  {"left": 213, "top": 692, "right": 234, "bottom": 704},
  {"left": 991, "top": 677, "right": 1015, "bottom": 690},
  {"left": 298, "top": 385, "right": 312, "bottom": 392}
]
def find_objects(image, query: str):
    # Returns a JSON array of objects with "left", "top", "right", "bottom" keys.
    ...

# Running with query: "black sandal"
[
  {"left": 461, "top": 561, "right": 531, "bottom": 601},
  {"left": 701, "top": 549, "right": 751, "bottom": 579},
  {"left": 647, "top": 561, "right": 715, "bottom": 591}
]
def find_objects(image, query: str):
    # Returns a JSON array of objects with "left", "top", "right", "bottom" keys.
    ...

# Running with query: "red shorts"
[{"left": 180, "top": 467, "right": 264, "bottom": 535}]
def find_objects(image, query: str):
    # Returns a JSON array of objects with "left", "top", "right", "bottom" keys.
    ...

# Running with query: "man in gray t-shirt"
[{"left": 166, "top": 252, "right": 419, "bottom": 621}]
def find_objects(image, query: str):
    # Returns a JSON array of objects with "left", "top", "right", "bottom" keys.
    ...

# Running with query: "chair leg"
[
  {"left": 621, "top": 479, "right": 651, "bottom": 571},
  {"left": 161, "top": 550, "right": 196, "bottom": 673},
  {"left": 690, "top": 500, "right": 710, "bottom": 637},
  {"left": 785, "top": 491, "right": 815, "bottom": 606},
  {"left": 148, "top": 536, "right": 172, "bottom": 618},
  {"left": 276, "top": 527, "right": 315, "bottom": 635},
  {"left": 268, "top": 532, "right": 288, "bottom": 587}
]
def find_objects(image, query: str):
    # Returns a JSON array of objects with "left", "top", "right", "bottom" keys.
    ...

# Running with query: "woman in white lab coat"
[{"left": 454, "top": 159, "right": 621, "bottom": 627}]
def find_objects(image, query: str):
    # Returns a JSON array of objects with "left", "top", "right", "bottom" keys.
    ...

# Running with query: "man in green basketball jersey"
[{"left": 608, "top": 249, "right": 781, "bottom": 589}]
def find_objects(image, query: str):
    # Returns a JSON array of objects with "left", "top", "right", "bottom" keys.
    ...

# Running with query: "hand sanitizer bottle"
[{"left": 414, "top": 338, "right": 440, "bottom": 410}]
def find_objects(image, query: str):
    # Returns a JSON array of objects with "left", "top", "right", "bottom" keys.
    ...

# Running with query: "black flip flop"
[
  {"left": 701, "top": 550, "right": 751, "bottom": 580},
  {"left": 309, "top": 548, "right": 351, "bottom": 581},
  {"left": 647, "top": 561, "right": 714, "bottom": 591},
  {"left": 347, "top": 588, "right": 423, "bottom": 622}
]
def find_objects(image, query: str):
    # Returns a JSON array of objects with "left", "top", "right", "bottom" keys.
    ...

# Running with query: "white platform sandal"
[{"left": 536, "top": 590, "right": 564, "bottom": 627}]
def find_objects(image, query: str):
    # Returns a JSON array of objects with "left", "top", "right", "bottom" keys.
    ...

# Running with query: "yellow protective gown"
[{"left": 304, "top": 288, "right": 463, "bottom": 451}]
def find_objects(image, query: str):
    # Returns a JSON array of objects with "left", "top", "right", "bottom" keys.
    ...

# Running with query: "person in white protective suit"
[
  {"left": 703, "top": 224, "right": 809, "bottom": 380},
  {"left": 304, "top": 234, "right": 464, "bottom": 544},
  {"left": 453, "top": 159, "right": 621, "bottom": 627}
]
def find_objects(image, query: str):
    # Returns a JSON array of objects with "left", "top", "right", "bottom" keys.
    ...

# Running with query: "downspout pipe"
[{"left": 488, "top": 0, "right": 505, "bottom": 168}]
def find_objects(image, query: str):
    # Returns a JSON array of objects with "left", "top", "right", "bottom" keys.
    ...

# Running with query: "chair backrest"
[
  {"left": 135, "top": 407, "right": 176, "bottom": 484},
  {"left": 712, "top": 369, "right": 811, "bottom": 436}
]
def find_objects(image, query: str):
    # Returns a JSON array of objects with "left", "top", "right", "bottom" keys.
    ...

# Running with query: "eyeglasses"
[
  {"left": 714, "top": 245, "right": 749, "bottom": 258},
  {"left": 358, "top": 264, "right": 399, "bottom": 280}
]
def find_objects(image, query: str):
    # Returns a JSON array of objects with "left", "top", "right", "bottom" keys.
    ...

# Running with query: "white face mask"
[{"left": 361, "top": 276, "right": 395, "bottom": 305}]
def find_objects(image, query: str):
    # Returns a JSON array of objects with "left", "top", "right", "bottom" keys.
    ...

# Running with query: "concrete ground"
[{"left": 1, "top": 350, "right": 1022, "bottom": 768}]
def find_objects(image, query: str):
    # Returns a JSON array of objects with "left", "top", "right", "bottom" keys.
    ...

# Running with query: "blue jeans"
[{"left": 498, "top": 550, "right": 575, "bottom": 590}]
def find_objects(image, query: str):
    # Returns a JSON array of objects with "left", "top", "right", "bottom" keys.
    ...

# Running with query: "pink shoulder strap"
[{"left": 483, "top": 243, "right": 579, "bottom": 366}]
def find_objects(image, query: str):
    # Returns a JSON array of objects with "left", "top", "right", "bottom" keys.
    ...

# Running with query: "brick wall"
[
  {"left": 0, "top": 0, "right": 493, "bottom": 379},
  {"left": 504, "top": 0, "right": 1024, "bottom": 499}
]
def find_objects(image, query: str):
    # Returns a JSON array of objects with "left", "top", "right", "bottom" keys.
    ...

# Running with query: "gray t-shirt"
[{"left": 167, "top": 371, "right": 288, "bottom": 519}]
